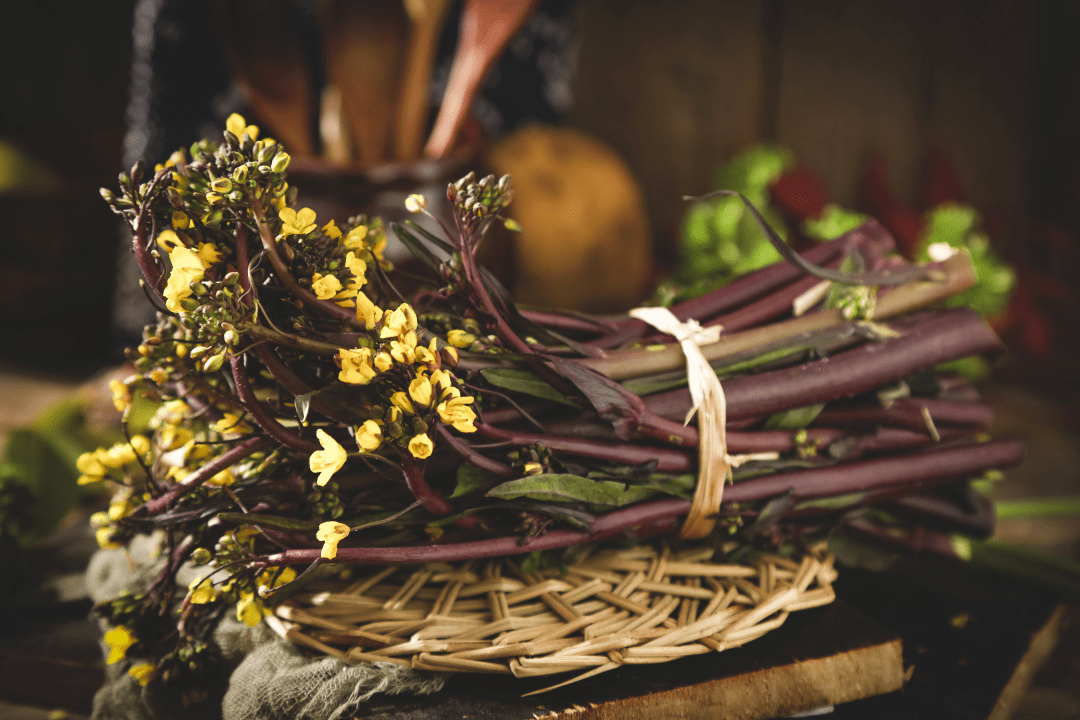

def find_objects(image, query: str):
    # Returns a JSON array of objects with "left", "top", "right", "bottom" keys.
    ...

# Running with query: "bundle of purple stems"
[{"left": 112, "top": 162, "right": 1020, "bottom": 580}]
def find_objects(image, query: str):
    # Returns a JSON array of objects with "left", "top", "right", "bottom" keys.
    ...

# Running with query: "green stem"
[{"left": 994, "top": 497, "right": 1080, "bottom": 520}]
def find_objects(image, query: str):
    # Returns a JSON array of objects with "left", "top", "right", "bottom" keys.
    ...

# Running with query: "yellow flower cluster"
[{"left": 76, "top": 436, "right": 149, "bottom": 486}]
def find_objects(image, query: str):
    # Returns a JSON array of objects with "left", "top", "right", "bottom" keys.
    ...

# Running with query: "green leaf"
[
  {"left": 481, "top": 369, "right": 579, "bottom": 408},
  {"left": 3, "top": 429, "right": 78, "bottom": 539},
  {"left": 217, "top": 513, "right": 320, "bottom": 530},
  {"left": 390, "top": 222, "right": 443, "bottom": 273},
  {"left": 487, "top": 473, "right": 657, "bottom": 507},
  {"left": 794, "top": 492, "right": 868, "bottom": 512},
  {"left": 451, "top": 463, "right": 496, "bottom": 498},
  {"left": 404, "top": 219, "right": 455, "bottom": 253},
  {"left": 762, "top": 403, "right": 825, "bottom": 430},
  {"left": 294, "top": 392, "right": 312, "bottom": 424}
]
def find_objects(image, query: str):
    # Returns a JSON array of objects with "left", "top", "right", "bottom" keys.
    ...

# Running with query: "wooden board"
[
  {"left": 352, "top": 598, "right": 903, "bottom": 720},
  {"left": 830, "top": 561, "right": 1067, "bottom": 719}
]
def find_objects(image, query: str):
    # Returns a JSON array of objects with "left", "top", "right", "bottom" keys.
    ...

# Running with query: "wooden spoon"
[
  {"left": 393, "top": 0, "right": 454, "bottom": 161},
  {"left": 321, "top": 0, "right": 408, "bottom": 165},
  {"left": 424, "top": 0, "right": 538, "bottom": 159},
  {"left": 214, "top": 0, "right": 316, "bottom": 156}
]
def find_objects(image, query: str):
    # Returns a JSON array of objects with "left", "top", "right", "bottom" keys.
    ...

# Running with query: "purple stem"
[
  {"left": 262, "top": 498, "right": 691, "bottom": 565},
  {"left": 723, "top": 437, "right": 1024, "bottom": 504},
  {"left": 644, "top": 308, "right": 1003, "bottom": 422},
  {"left": 588, "top": 222, "right": 888, "bottom": 350},
  {"left": 812, "top": 397, "right": 994, "bottom": 433},
  {"left": 436, "top": 425, "right": 515, "bottom": 477},
  {"left": 231, "top": 356, "right": 319, "bottom": 452},
  {"left": 141, "top": 436, "right": 271, "bottom": 515}
]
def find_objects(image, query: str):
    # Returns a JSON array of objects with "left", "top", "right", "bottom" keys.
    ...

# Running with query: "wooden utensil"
[
  {"left": 393, "top": 0, "right": 454, "bottom": 162},
  {"left": 214, "top": 0, "right": 316, "bottom": 156},
  {"left": 424, "top": 0, "right": 539, "bottom": 159},
  {"left": 321, "top": 0, "right": 408, "bottom": 165}
]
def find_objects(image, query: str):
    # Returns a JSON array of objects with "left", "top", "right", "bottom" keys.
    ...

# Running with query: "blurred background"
[{"left": 2, "top": 0, "right": 1080, "bottom": 714}]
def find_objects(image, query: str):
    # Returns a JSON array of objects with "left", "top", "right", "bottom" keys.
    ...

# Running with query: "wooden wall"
[{"left": 570, "top": 0, "right": 1043, "bottom": 255}]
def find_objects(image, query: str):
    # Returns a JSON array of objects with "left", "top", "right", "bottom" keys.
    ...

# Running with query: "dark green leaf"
[
  {"left": 481, "top": 369, "right": 580, "bottom": 408},
  {"left": 451, "top": 463, "right": 496, "bottom": 498},
  {"left": 390, "top": 222, "right": 443, "bottom": 273},
  {"left": 762, "top": 403, "right": 825, "bottom": 430},
  {"left": 217, "top": 512, "right": 320, "bottom": 530},
  {"left": 487, "top": 473, "right": 657, "bottom": 507},
  {"left": 404, "top": 220, "right": 455, "bottom": 253},
  {"left": 743, "top": 489, "right": 794, "bottom": 537},
  {"left": 794, "top": 492, "right": 868, "bottom": 512}
]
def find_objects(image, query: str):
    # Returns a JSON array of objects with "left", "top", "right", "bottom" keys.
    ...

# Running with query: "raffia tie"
[{"left": 629, "top": 307, "right": 731, "bottom": 539}]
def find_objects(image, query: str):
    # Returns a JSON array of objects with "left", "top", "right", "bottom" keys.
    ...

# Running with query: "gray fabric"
[
  {"left": 223, "top": 642, "right": 445, "bottom": 720},
  {"left": 85, "top": 538, "right": 447, "bottom": 719}
]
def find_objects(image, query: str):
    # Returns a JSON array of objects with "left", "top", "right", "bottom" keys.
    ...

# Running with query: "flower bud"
[
  {"left": 191, "top": 548, "right": 212, "bottom": 565},
  {"left": 211, "top": 177, "right": 232, "bottom": 193},
  {"left": 189, "top": 345, "right": 210, "bottom": 360},
  {"left": 130, "top": 160, "right": 144, "bottom": 183},
  {"left": 202, "top": 353, "right": 226, "bottom": 373},
  {"left": 223, "top": 330, "right": 238, "bottom": 345},
  {"left": 270, "top": 152, "right": 291, "bottom": 174},
  {"left": 232, "top": 165, "right": 249, "bottom": 184},
  {"left": 99, "top": 187, "right": 115, "bottom": 203},
  {"left": 223, "top": 271, "right": 240, "bottom": 286}
]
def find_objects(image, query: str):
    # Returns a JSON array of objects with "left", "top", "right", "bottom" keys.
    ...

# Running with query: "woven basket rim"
[{"left": 272, "top": 541, "right": 838, "bottom": 695}]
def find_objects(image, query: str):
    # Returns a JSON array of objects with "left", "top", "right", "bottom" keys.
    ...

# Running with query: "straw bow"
[{"left": 629, "top": 307, "right": 730, "bottom": 539}]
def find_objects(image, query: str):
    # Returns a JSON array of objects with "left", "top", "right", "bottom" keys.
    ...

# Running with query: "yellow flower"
[
  {"left": 256, "top": 566, "right": 296, "bottom": 591},
  {"left": 408, "top": 433, "right": 434, "bottom": 459},
  {"left": 322, "top": 219, "right": 342, "bottom": 240},
  {"left": 208, "top": 468, "right": 235, "bottom": 487},
  {"left": 149, "top": 368, "right": 168, "bottom": 384},
  {"left": 343, "top": 225, "right": 368, "bottom": 249},
  {"left": 390, "top": 392, "right": 415, "bottom": 416},
  {"left": 386, "top": 406, "right": 402, "bottom": 424},
  {"left": 404, "top": 193, "right": 427, "bottom": 213},
  {"left": 447, "top": 329, "right": 477, "bottom": 348},
  {"left": 109, "top": 498, "right": 132, "bottom": 521},
  {"left": 338, "top": 347, "right": 376, "bottom": 385},
  {"left": 156, "top": 229, "right": 183, "bottom": 252},
  {"left": 443, "top": 346, "right": 459, "bottom": 367},
  {"left": 279, "top": 207, "right": 317, "bottom": 236},
  {"left": 171, "top": 211, "right": 191, "bottom": 230},
  {"left": 96, "top": 526, "right": 121, "bottom": 549},
  {"left": 309, "top": 429, "right": 347, "bottom": 486},
  {"left": 128, "top": 663, "right": 155, "bottom": 686},
  {"left": 316, "top": 521, "right": 351, "bottom": 560},
  {"left": 415, "top": 337, "right": 440, "bottom": 364},
  {"left": 355, "top": 292, "right": 383, "bottom": 330},
  {"left": 380, "top": 303, "right": 418, "bottom": 340},
  {"left": 211, "top": 412, "right": 253, "bottom": 435},
  {"left": 205, "top": 191, "right": 224, "bottom": 205},
  {"left": 163, "top": 245, "right": 205, "bottom": 313},
  {"left": 437, "top": 394, "right": 477, "bottom": 433},
  {"left": 430, "top": 368, "right": 453, "bottom": 392},
  {"left": 311, "top": 272, "right": 343, "bottom": 300},
  {"left": 236, "top": 592, "right": 265, "bottom": 627},
  {"left": 188, "top": 576, "right": 217, "bottom": 604},
  {"left": 104, "top": 626, "right": 136, "bottom": 664},
  {"left": 100, "top": 442, "right": 137, "bottom": 468},
  {"left": 109, "top": 380, "right": 131, "bottom": 412},
  {"left": 197, "top": 242, "right": 224, "bottom": 266},
  {"left": 373, "top": 351, "right": 393, "bottom": 373},
  {"left": 524, "top": 462, "right": 543, "bottom": 475},
  {"left": 77, "top": 451, "right": 107, "bottom": 477},
  {"left": 226, "top": 113, "right": 259, "bottom": 141},
  {"left": 355, "top": 419, "right": 382, "bottom": 452},
  {"left": 389, "top": 339, "right": 416, "bottom": 365},
  {"left": 408, "top": 375, "right": 434, "bottom": 408},
  {"left": 344, "top": 252, "right": 367, "bottom": 289},
  {"left": 159, "top": 425, "right": 193, "bottom": 451},
  {"left": 272, "top": 195, "right": 286, "bottom": 212},
  {"left": 130, "top": 435, "right": 150, "bottom": 455}
]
